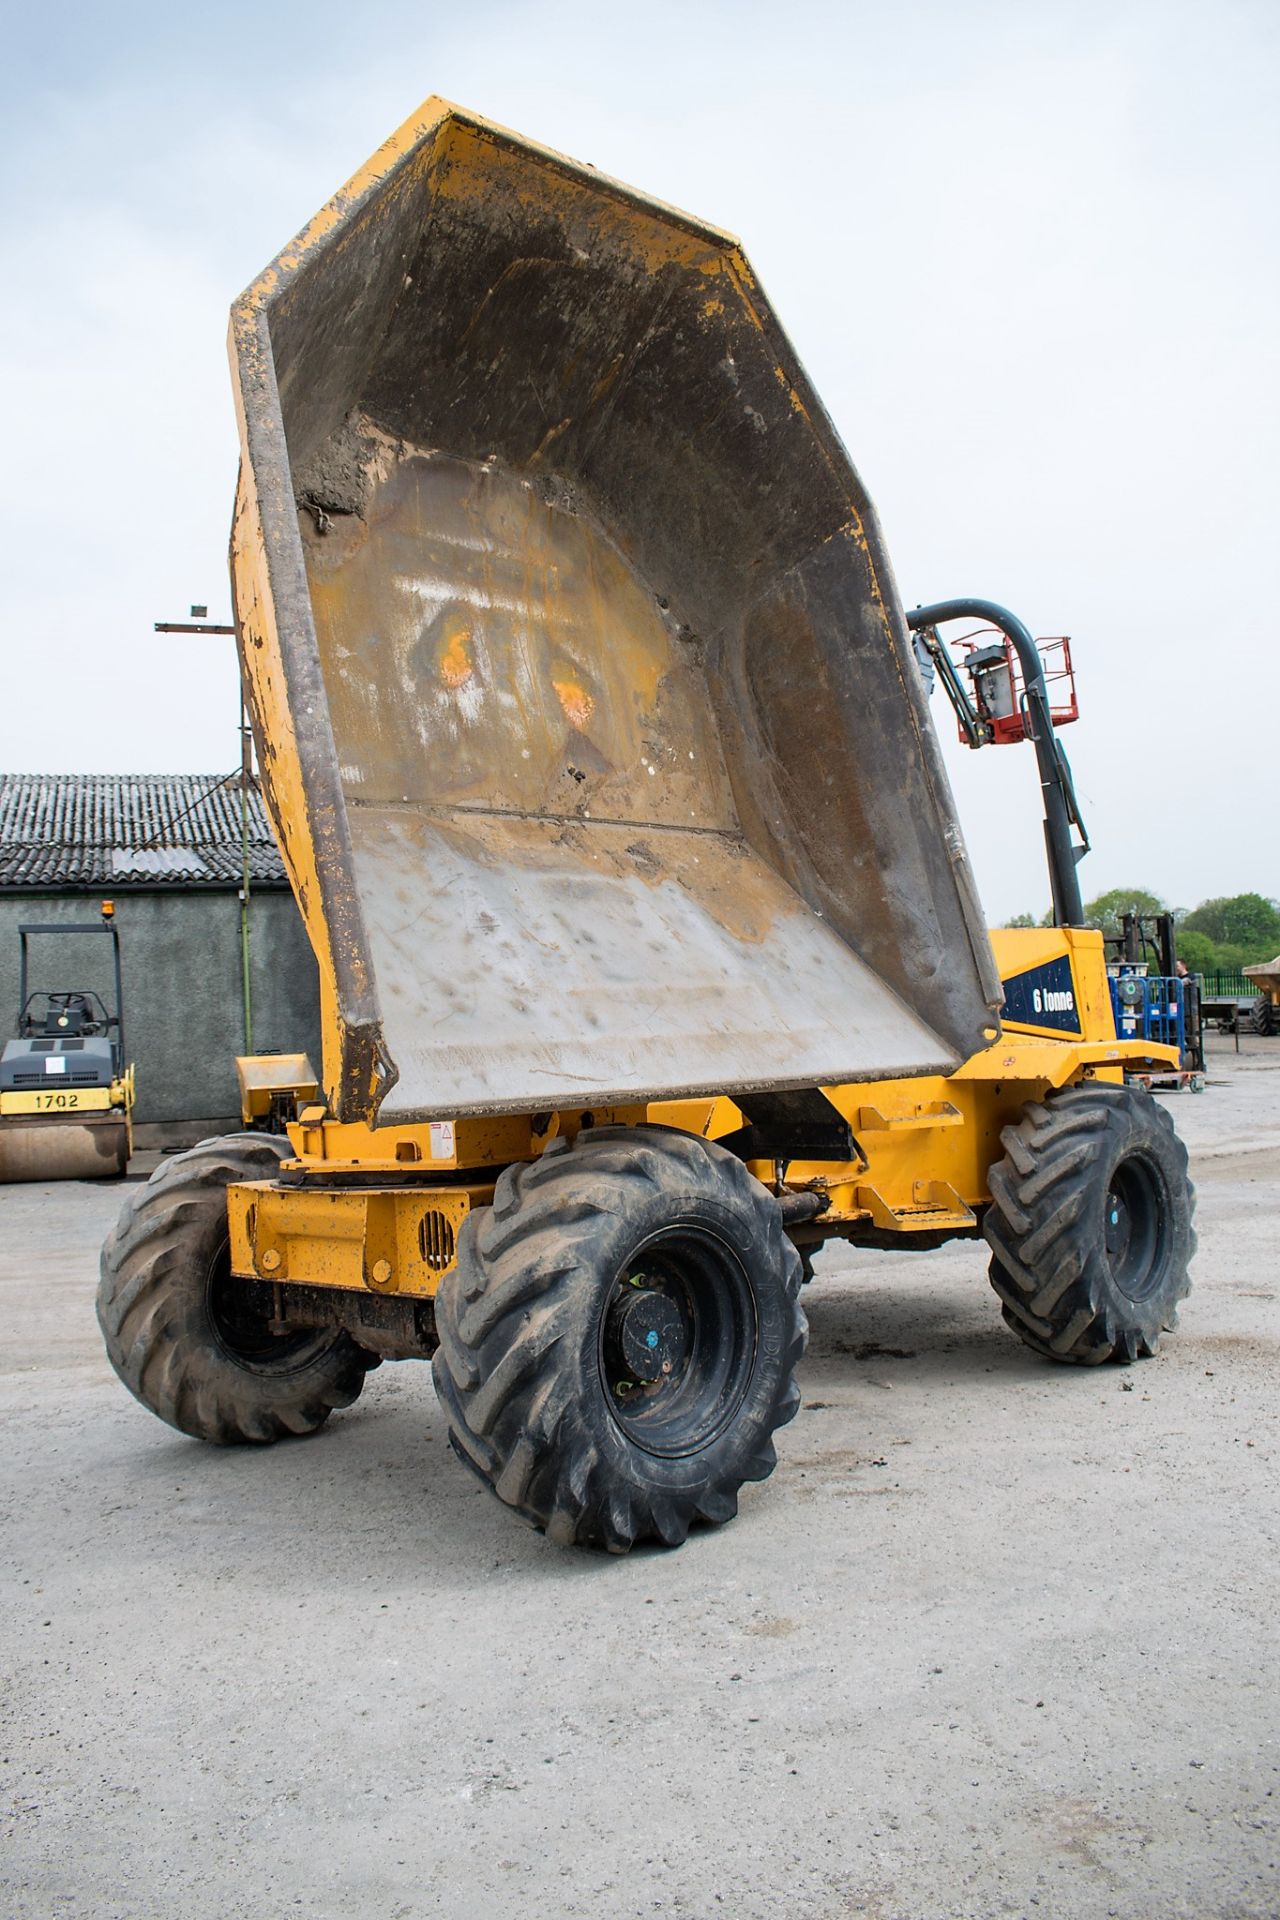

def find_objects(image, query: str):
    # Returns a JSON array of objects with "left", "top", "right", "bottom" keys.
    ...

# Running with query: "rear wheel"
[
  {"left": 984, "top": 1083, "right": 1195, "bottom": 1364},
  {"left": 432, "top": 1126, "right": 807, "bottom": 1551},
  {"left": 98, "top": 1134, "right": 374, "bottom": 1443},
  {"left": 1249, "top": 994, "right": 1279, "bottom": 1037}
]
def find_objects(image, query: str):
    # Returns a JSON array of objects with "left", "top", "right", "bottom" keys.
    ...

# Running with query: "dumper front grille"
[{"left": 418, "top": 1210, "right": 456, "bottom": 1272}]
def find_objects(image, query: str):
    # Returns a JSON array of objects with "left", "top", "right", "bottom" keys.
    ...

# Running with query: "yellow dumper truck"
[
  {"left": 1243, "top": 957, "right": 1280, "bottom": 1036},
  {"left": 98, "top": 101, "right": 1194, "bottom": 1551}
]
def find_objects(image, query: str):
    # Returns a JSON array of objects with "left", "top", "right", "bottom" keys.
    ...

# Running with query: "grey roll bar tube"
[
  {"left": 906, "top": 599, "right": 1087, "bottom": 927},
  {"left": 17, "top": 921, "right": 127, "bottom": 1075}
]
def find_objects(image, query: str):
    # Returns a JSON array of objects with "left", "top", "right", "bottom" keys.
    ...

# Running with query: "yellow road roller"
[
  {"left": 2, "top": 905, "right": 133, "bottom": 1182},
  {"left": 98, "top": 101, "right": 1194, "bottom": 1551}
]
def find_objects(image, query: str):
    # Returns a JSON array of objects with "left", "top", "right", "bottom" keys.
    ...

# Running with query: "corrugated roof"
[{"left": 0, "top": 774, "right": 288, "bottom": 889}]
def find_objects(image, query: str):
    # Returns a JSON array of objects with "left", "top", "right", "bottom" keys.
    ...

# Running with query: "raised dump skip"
[{"left": 229, "top": 99, "right": 1002, "bottom": 1124}]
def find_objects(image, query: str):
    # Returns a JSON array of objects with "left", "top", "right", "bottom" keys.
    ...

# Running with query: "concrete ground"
[{"left": 2, "top": 1036, "right": 1277, "bottom": 1920}]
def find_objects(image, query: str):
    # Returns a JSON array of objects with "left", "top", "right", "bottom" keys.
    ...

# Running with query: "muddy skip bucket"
[{"left": 230, "top": 100, "right": 1001, "bottom": 1123}]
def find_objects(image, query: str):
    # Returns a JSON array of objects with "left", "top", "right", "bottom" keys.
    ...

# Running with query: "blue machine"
[{"left": 1109, "top": 970, "right": 1197, "bottom": 1069}]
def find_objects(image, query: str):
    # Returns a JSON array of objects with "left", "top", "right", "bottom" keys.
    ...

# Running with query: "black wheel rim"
[
  {"left": 598, "top": 1227, "right": 758, "bottom": 1459},
  {"left": 1103, "top": 1154, "right": 1168, "bottom": 1302},
  {"left": 206, "top": 1237, "right": 324, "bottom": 1372}
]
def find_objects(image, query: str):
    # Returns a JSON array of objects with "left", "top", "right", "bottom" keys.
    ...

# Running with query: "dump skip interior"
[{"left": 297, "top": 441, "right": 952, "bottom": 1113}]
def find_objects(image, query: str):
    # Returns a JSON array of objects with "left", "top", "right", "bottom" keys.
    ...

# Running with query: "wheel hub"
[
  {"left": 615, "top": 1289, "right": 687, "bottom": 1384},
  {"left": 1102, "top": 1154, "right": 1166, "bottom": 1302},
  {"left": 1104, "top": 1188, "right": 1132, "bottom": 1264},
  {"left": 598, "top": 1231, "right": 759, "bottom": 1458}
]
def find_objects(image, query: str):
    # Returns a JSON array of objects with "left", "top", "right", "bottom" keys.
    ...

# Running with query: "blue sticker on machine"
[{"left": 1000, "top": 955, "right": 1082, "bottom": 1033}]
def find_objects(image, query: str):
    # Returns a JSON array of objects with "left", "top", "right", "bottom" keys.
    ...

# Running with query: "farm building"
[{"left": 0, "top": 774, "right": 320, "bottom": 1139}]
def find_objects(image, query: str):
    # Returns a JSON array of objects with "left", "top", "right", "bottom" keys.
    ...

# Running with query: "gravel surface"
[{"left": 2, "top": 1035, "right": 1277, "bottom": 1919}]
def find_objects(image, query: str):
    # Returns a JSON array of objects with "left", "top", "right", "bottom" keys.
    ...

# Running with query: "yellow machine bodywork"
[
  {"left": 227, "top": 1101, "right": 643, "bottom": 1295},
  {"left": 235, "top": 1052, "right": 320, "bottom": 1128},
  {"left": 226, "top": 928, "right": 1177, "bottom": 1296},
  {"left": 656, "top": 930, "right": 1171, "bottom": 1245}
]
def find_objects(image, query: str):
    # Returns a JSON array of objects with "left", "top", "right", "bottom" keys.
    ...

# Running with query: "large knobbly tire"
[
  {"left": 98, "top": 1133, "right": 374, "bottom": 1443},
  {"left": 1250, "top": 995, "right": 1279, "bottom": 1037},
  {"left": 432, "top": 1125, "right": 807, "bottom": 1552},
  {"left": 984, "top": 1083, "right": 1196, "bottom": 1365}
]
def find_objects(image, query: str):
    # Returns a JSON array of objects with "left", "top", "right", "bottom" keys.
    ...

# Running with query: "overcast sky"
[{"left": 2, "top": 0, "right": 1275, "bottom": 920}]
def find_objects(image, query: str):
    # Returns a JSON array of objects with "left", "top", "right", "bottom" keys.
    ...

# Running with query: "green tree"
[
  {"left": 1225, "top": 895, "right": 1279, "bottom": 947},
  {"left": 1182, "top": 899, "right": 1226, "bottom": 940},
  {"left": 1173, "top": 929, "right": 1218, "bottom": 974},
  {"left": 1183, "top": 893, "right": 1280, "bottom": 954},
  {"left": 1082, "top": 887, "right": 1166, "bottom": 938},
  {"left": 1003, "top": 912, "right": 1041, "bottom": 927}
]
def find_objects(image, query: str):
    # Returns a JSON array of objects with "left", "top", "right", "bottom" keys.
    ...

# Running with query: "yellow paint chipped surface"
[
  {"left": 303, "top": 449, "right": 737, "bottom": 831},
  {"left": 439, "top": 625, "right": 474, "bottom": 688},
  {"left": 552, "top": 677, "right": 594, "bottom": 729}
]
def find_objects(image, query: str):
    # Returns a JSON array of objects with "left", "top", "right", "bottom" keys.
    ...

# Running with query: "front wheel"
[
  {"left": 984, "top": 1083, "right": 1195, "bottom": 1364},
  {"left": 432, "top": 1126, "right": 807, "bottom": 1552},
  {"left": 98, "top": 1134, "right": 374, "bottom": 1443}
]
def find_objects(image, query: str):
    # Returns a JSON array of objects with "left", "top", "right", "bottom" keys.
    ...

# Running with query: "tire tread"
[
  {"left": 97, "top": 1133, "right": 373, "bottom": 1444},
  {"left": 432, "top": 1127, "right": 806, "bottom": 1551},
  {"left": 984, "top": 1084, "right": 1195, "bottom": 1365}
]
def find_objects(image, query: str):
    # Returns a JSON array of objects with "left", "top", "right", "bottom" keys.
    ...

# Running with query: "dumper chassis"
[
  {"left": 97, "top": 100, "right": 1196, "bottom": 1552},
  {"left": 98, "top": 932, "right": 1195, "bottom": 1551}
]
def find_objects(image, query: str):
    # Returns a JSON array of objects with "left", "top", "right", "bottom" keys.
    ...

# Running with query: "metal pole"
[
  {"left": 108, "top": 919, "right": 126, "bottom": 1072},
  {"left": 907, "top": 598, "right": 1087, "bottom": 927},
  {"left": 154, "top": 622, "right": 236, "bottom": 635},
  {"left": 239, "top": 689, "right": 254, "bottom": 1055},
  {"left": 155, "top": 617, "right": 253, "bottom": 1053}
]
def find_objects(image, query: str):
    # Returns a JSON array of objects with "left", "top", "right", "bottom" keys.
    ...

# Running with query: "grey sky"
[{"left": 2, "top": 0, "right": 1275, "bottom": 920}]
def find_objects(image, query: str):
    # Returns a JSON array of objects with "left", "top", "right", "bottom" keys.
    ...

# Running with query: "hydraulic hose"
[{"left": 907, "top": 599, "right": 1086, "bottom": 927}]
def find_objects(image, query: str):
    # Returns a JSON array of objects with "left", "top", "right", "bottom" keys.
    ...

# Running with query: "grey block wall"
[{"left": 0, "top": 889, "right": 321, "bottom": 1126}]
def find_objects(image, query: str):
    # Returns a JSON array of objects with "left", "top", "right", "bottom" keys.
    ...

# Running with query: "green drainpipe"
[{"left": 239, "top": 702, "right": 253, "bottom": 1055}]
